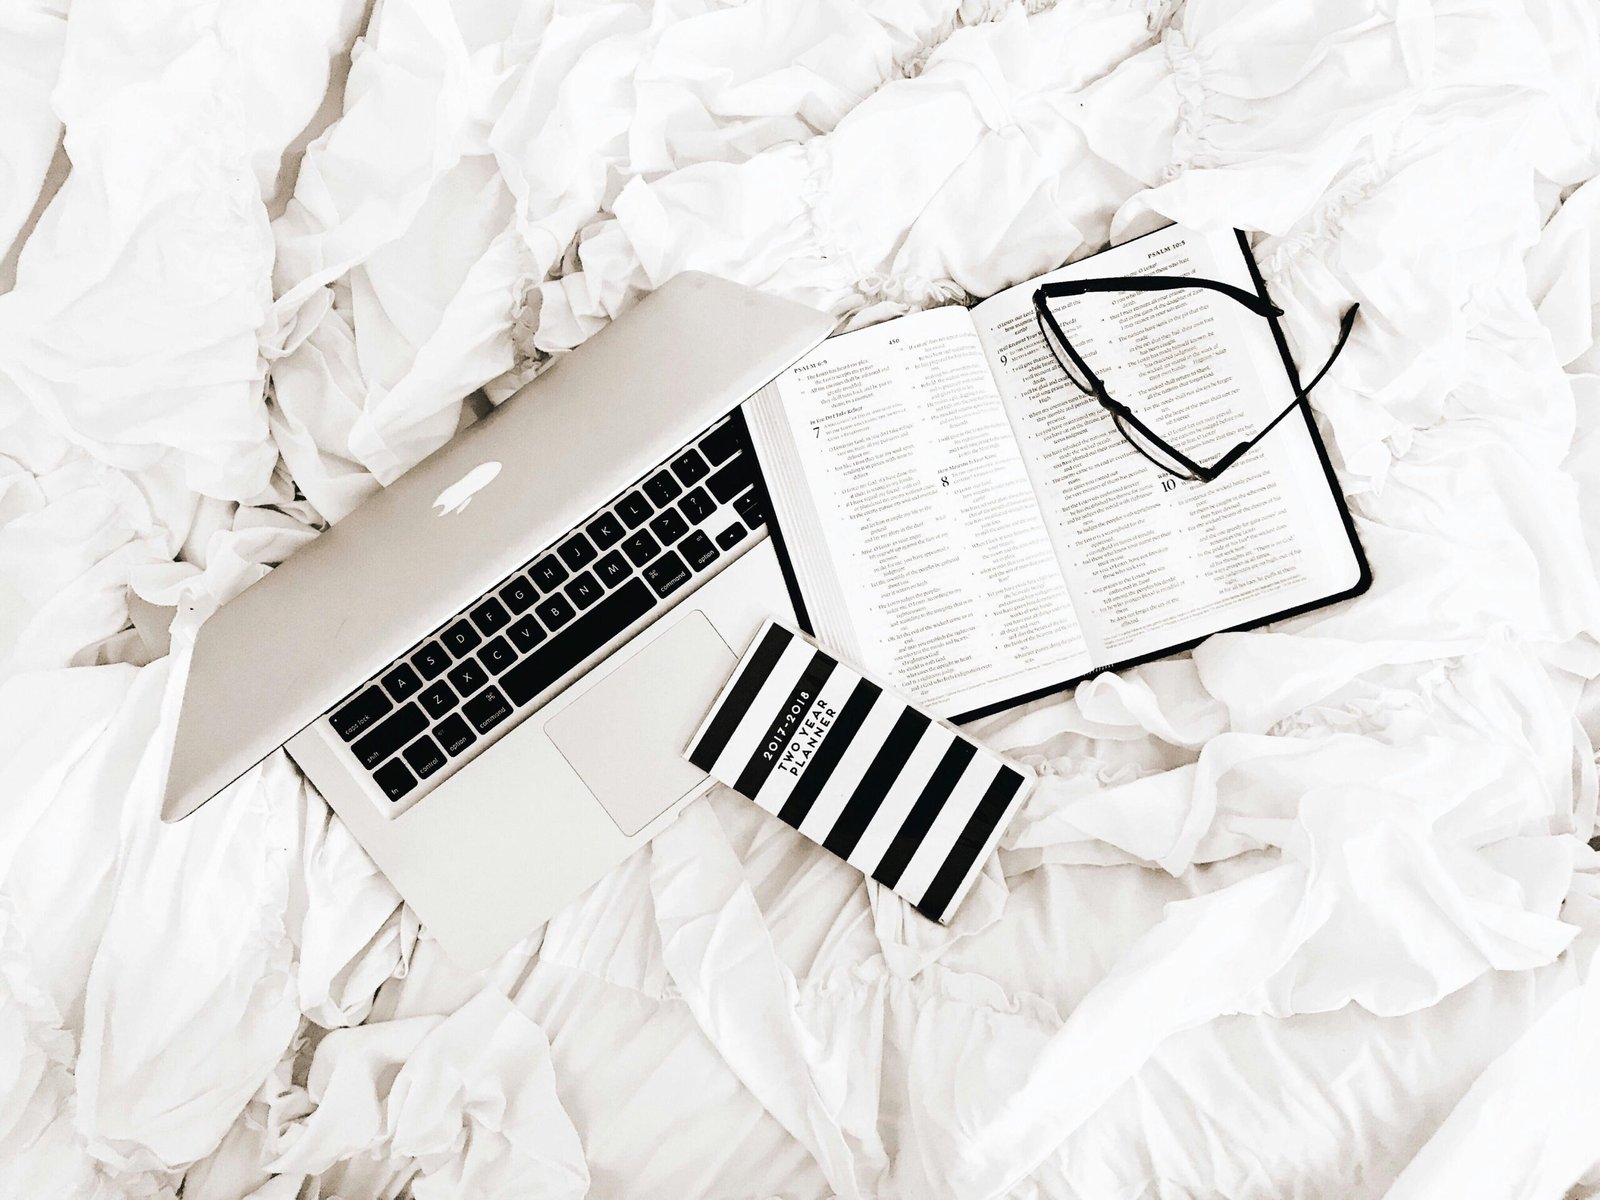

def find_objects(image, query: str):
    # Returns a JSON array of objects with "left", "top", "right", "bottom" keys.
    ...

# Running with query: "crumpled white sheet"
[
  {"left": 6, "top": 0, "right": 1600, "bottom": 1196},
  {"left": 0, "top": 0, "right": 68, "bottom": 285}
]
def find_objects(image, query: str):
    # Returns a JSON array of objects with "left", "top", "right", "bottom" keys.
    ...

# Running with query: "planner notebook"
[
  {"left": 744, "top": 224, "right": 1370, "bottom": 722},
  {"left": 687, "top": 619, "right": 1033, "bottom": 922}
]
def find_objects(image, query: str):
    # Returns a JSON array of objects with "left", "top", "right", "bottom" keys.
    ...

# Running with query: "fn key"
[{"left": 374, "top": 759, "right": 416, "bottom": 802}]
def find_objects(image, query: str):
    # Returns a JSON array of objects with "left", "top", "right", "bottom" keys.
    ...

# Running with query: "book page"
[
  {"left": 744, "top": 304, "right": 1090, "bottom": 718},
  {"left": 970, "top": 225, "right": 1362, "bottom": 663}
]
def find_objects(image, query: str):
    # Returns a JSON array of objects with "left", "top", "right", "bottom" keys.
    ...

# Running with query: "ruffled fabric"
[
  {"left": 538, "top": 2, "right": 1166, "bottom": 342},
  {"left": 0, "top": 0, "right": 361, "bottom": 502},
  {"left": 0, "top": 0, "right": 68, "bottom": 279},
  {"left": 252, "top": 988, "right": 589, "bottom": 1198},
  {"left": 268, "top": 0, "right": 974, "bottom": 488}
]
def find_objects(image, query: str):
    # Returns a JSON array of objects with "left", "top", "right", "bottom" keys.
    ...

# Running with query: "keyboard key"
[
  {"left": 502, "top": 580, "right": 655, "bottom": 707},
  {"left": 700, "top": 420, "right": 742, "bottom": 465},
  {"left": 565, "top": 570, "right": 603, "bottom": 609},
  {"left": 470, "top": 597, "right": 510, "bottom": 635},
  {"left": 536, "top": 594, "right": 576, "bottom": 630},
  {"left": 622, "top": 530, "right": 661, "bottom": 566},
  {"left": 352, "top": 703, "right": 427, "bottom": 770},
  {"left": 499, "top": 575, "right": 539, "bottom": 615},
  {"left": 558, "top": 533, "right": 597, "bottom": 571},
  {"left": 679, "top": 487, "right": 714, "bottom": 524},
  {"left": 478, "top": 635, "right": 516, "bottom": 674},
  {"left": 643, "top": 552, "right": 691, "bottom": 598},
  {"left": 403, "top": 736, "right": 447, "bottom": 779},
  {"left": 418, "top": 681, "right": 456, "bottom": 719},
  {"left": 442, "top": 619, "right": 481, "bottom": 657},
  {"left": 374, "top": 759, "right": 417, "bottom": 802},
  {"left": 643, "top": 470, "right": 682, "bottom": 507},
  {"left": 530, "top": 554, "right": 568, "bottom": 591},
  {"left": 594, "top": 550, "right": 630, "bottom": 588},
  {"left": 617, "top": 491, "right": 653, "bottom": 528},
  {"left": 448, "top": 658, "right": 488, "bottom": 697},
  {"left": 734, "top": 491, "right": 766, "bottom": 528},
  {"left": 670, "top": 448, "right": 709, "bottom": 485},
  {"left": 381, "top": 663, "right": 421, "bottom": 702},
  {"left": 463, "top": 686, "right": 514, "bottom": 734},
  {"left": 681, "top": 530, "right": 720, "bottom": 571},
  {"left": 649, "top": 508, "right": 689, "bottom": 544},
  {"left": 331, "top": 686, "right": 392, "bottom": 742},
  {"left": 411, "top": 641, "right": 451, "bottom": 680},
  {"left": 435, "top": 713, "right": 476, "bottom": 757},
  {"left": 508, "top": 615, "right": 546, "bottom": 653},
  {"left": 715, "top": 522, "right": 747, "bottom": 551},
  {"left": 586, "top": 512, "right": 625, "bottom": 550},
  {"left": 706, "top": 455, "right": 752, "bottom": 503}
]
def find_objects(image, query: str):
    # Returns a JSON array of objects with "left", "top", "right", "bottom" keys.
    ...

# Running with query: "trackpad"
[{"left": 545, "top": 611, "right": 737, "bottom": 836}]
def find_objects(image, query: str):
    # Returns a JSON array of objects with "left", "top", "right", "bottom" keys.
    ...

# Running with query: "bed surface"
[{"left": 5, "top": 0, "right": 1600, "bottom": 1196}]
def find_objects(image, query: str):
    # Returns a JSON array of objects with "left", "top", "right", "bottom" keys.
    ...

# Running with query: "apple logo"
[{"left": 432, "top": 461, "right": 502, "bottom": 516}]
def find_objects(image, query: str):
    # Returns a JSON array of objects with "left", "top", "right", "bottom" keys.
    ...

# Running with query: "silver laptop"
[{"left": 160, "top": 273, "right": 834, "bottom": 969}]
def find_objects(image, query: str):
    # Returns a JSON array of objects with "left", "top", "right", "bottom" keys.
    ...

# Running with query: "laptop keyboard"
[{"left": 323, "top": 414, "right": 769, "bottom": 809}]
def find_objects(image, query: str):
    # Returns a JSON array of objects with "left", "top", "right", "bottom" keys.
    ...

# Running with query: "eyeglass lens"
[
  {"left": 1036, "top": 309, "right": 1094, "bottom": 394},
  {"left": 1112, "top": 410, "right": 1199, "bottom": 480}
]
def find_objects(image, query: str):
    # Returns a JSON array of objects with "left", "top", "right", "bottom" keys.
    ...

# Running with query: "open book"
[{"left": 744, "top": 224, "right": 1369, "bottom": 721}]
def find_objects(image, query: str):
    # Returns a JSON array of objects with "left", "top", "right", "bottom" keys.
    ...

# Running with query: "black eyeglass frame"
[{"left": 1032, "top": 274, "right": 1357, "bottom": 483}]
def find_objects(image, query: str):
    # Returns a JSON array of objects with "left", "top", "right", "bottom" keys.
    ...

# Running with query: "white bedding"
[{"left": 5, "top": 0, "right": 1600, "bottom": 1196}]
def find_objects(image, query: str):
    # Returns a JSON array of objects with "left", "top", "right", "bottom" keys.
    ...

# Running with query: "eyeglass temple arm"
[
  {"left": 1205, "top": 302, "right": 1362, "bottom": 480},
  {"left": 1035, "top": 274, "right": 1281, "bottom": 319},
  {"left": 1299, "top": 303, "right": 1359, "bottom": 396}
]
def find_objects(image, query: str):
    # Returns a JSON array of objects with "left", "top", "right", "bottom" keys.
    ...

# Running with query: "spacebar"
[{"left": 501, "top": 579, "right": 656, "bottom": 707}]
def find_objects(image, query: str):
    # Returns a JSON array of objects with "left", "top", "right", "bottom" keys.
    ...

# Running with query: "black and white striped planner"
[{"left": 686, "top": 620, "right": 1033, "bottom": 923}]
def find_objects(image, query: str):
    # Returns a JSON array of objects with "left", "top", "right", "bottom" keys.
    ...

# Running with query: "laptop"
[{"left": 160, "top": 273, "right": 835, "bottom": 969}]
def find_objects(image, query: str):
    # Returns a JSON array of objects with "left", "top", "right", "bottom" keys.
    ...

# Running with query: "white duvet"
[{"left": 5, "top": 0, "right": 1600, "bottom": 1196}]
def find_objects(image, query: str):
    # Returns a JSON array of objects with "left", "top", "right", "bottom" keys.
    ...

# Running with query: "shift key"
[{"left": 351, "top": 702, "right": 426, "bottom": 770}]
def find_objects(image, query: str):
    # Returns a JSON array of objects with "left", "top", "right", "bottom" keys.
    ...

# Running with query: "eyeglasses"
[{"left": 1032, "top": 273, "right": 1358, "bottom": 482}]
